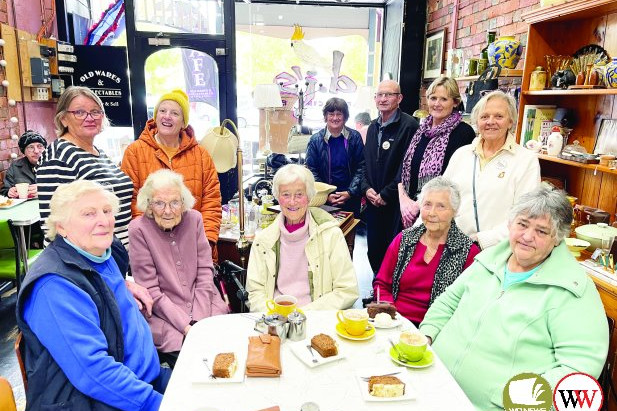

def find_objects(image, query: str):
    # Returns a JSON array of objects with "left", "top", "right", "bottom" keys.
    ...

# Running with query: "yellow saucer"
[
  {"left": 335, "top": 322, "right": 376, "bottom": 341},
  {"left": 266, "top": 308, "right": 305, "bottom": 317}
]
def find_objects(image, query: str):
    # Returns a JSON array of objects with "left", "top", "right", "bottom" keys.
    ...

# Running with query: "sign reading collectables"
[{"left": 72, "top": 45, "right": 133, "bottom": 127}]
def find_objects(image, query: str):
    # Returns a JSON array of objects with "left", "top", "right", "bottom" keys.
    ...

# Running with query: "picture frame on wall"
[
  {"left": 594, "top": 118, "right": 617, "bottom": 155},
  {"left": 446, "top": 48, "right": 464, "bottom": 79},
  {"left": 423, "top": 29, "right": 446, "bottom": 80}
]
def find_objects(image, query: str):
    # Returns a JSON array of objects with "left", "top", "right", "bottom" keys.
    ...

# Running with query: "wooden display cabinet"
[{"left": 519, "top": 0, "right": 617, "bottom": 221}]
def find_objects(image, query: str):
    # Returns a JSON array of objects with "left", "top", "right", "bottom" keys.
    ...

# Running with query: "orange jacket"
[{"left": 121, "top": 120, "right": 222, "bottom": 248}]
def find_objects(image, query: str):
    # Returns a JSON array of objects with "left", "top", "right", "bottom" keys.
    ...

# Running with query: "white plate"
[
  {"left": 192, "top": 352, "right": 246, "bottom": 384},
  {"left": 369, "top": 312, "right": 403, "bottom": 329},
  {"left": 355, "top": 366, "right": 416, "bottom": 402},
  {"left": 0, "top": 198, "right": 27, "bottom": 209},
  {"left": 290, "top": 339, "right": 345, "bottom": 368}
]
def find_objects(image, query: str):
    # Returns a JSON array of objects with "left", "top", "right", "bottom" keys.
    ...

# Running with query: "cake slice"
[
  {"left": 366, "top": 302, "right": 397, "bottom": 319},
  {"left": 212, "top": 352, "right": 237, "bottom": 378},
  {"left": 310, "top": 334, "right": 338, "bottom": 358},
  {"left": 368, "top": 375, "right": 405, "bottom": 397}
]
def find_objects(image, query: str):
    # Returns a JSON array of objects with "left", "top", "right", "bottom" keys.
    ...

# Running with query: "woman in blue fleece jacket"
[{"left": 16, "top": 180, "right": 167, "bottom": 411}]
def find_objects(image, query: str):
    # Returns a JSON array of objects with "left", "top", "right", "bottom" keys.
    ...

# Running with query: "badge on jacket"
[{"left": 382, "top": 141, "right": 391, "bottom": 150}]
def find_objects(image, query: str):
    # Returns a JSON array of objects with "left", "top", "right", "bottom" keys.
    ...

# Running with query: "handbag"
[
  {"left": 465, "top": 65, "right": 501, "bottom": 113},
  {"left": 245, "top": 333, "right": 282, "bottom": 377}
]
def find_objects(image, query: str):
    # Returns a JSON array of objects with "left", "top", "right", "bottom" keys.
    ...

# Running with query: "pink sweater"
[
  {"left": 274, "top": 218, "right": 312, "bottom": 306},
  {"left": 374, "top": 232, "right": 479, "bottom": 324},
  {"left": 129, "top": 209, "right": 228, "bottom": 352}
]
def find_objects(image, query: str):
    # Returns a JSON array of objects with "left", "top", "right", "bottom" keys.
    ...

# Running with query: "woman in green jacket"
[{"left": 420, "top": 184, "right": 609, "bottom": 411}]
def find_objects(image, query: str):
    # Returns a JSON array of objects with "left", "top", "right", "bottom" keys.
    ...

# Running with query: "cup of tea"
[
  {"left": 336, "top": 309, "right": 369, "bottom": 336},
  {"left": 15, "top": 183, "right": 29, "bottom": 199},
  {"left": 265, "top": 295, "right": 297, "bottom": 317},
  {"left": 398, "top": 331, "right": 428, "bottom": 361}
]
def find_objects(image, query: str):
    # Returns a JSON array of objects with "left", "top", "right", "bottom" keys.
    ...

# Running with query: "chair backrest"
[
  {"left": 0, "top": 220, "right": 16, "bottom": 250},
  {"left": 0, "top": 377, "right": 17, "bottom": 411},
  {"left": 14, "top": 332, "right": 27, "bottom": 391}
]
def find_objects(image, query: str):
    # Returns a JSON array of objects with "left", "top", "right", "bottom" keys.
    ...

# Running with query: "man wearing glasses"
[
  {"left": 361, "top": 80, "right": 419, "bottom": 275},
  {"left": 1, "top": 130, "right": 47, "bottom": 198}
]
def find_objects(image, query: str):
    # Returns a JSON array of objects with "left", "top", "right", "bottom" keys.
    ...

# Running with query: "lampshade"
[
  {"left": 253, "top": 84, "right": 283, "bottom": 109},
  {"left": 200, "top": 125, "right": 239, "bottom": 173}
]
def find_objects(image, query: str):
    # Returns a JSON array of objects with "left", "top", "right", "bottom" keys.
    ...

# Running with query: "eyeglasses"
[
  {"left": 374, "top": 92, "right": 400, "bottom": 99},
  {"left": 25, "top": 143, "right": 45, "bottom": 153},
  {"left": 149, "top": 200, "right": 183, "bottom": 212},
  {"left": 66, "top": 109, "right": 105, "bottom": 120}
]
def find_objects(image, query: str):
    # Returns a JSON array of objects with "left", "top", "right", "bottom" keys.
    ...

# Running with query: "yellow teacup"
[
  {"left": 398, "top": 331, "right": 428, "bottom": 362},
  {"left": 336, "top": 309, "right": 369, "bottom": 336},
  {"left": 266, "top": 295, "right": 297, "bottom": 317}
]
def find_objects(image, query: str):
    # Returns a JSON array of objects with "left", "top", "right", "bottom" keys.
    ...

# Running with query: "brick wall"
[
  {"left": 421, "top": 0, "right": 542, "bottom": 109},
  {"left": 0, "top": 0, "right": 56, "bottom": 189}
]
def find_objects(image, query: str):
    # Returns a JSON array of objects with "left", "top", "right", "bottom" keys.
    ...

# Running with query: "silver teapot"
[
  {"left": 264, "top": 314, "right": 289, "bottom": 342},
  {"left": 286, "top": 310, "right": 307, "bottom": 341}
]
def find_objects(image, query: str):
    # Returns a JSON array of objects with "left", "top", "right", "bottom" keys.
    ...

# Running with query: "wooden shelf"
[
  {"left": 522, "top": 0, "right": 617, "bottom": 24},
  {"left": 524, "top": 89, "right": 617, "bottom": 96},
  {"left": 537, "top": 153, "right": 617, "bottom": 174},
  {"left": 455, "top": 69, "right": 523, "bottom": 82}
]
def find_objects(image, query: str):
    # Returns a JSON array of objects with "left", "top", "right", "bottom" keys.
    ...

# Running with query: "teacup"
[
  {"left": 398, "top": 331, "right": 428, "bottom": 361},
  {"left": 15, "top": 183, "right": 29, "bottom": 199},
  {"left": 336, "top": 309, "right": 369, "bottom": 336},
  {"left": 265, "top": 295, "right": 297, "bottom": 317}
]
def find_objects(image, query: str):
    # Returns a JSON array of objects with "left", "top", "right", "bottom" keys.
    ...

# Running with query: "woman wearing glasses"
[
  {"left": 1, "top": 130, "right": 47, "bottom": 198},
  {"left": 129, "top": 169, "right": 228, "bottom": 368},
  {"left": 121, "top": 89, "right": 222, "bottom": 261},
  {"left": 37, "top": 86, "right": 134, "bottom": 247},
  {"left": 374, "top": 177, "right": 479, "bottom": 326},
  {"left": 397, "top": 77, "right": 475, "bottom": 229}
]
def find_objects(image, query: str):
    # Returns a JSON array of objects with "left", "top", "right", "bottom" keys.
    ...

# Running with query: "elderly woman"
[
  {"left": 443, "top": 90, "right": 540, "bottom": 249},
  {"left": 398, "top": 76, "right": 476, "bottom": 228},
  {"left": 374, "top": 177, "right": 480, "bottom": 325},
  {"left": 16, "top": 180, "right": 167, "bottom": 410},
  {"left": 121, "top": 89, "right": 222, "bottom": 260},
  {"left": 246, "top": 164, "right": 359, "bottom": 311},
  {"left": 419, "top": 184, "right": 609, "bottom": 411},
  {"left": 1, "top": 130, "right": 47, "bottom": 198},
  {"left": 129, "top": 169, "right": 228, "bottom": 368},
  {"left": 306, "top": 97, "right": 365, "bottom": 216},
  {"left": 37, "top": 85, "right": 152, "bottom": 313}
]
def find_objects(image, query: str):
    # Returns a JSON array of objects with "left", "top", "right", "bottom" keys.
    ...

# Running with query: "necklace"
[{"left": 421, "top": 233, "right": 444, "bottom": 263}]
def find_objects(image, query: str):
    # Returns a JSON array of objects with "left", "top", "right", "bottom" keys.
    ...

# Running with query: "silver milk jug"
[
  {"left": 287, "top": 310, "right": 307, "bottom": 341},
  {"left": 264, "top": 314, "right": 289, "bottom": 342}
]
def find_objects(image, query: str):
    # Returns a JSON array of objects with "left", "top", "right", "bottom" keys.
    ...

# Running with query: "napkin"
[{"left": 245, "top": 334, "right": 281, "bottom": 377}]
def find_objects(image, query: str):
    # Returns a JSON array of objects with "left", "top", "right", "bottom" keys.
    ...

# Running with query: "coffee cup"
[
  {"left": 15, "top": 183, "right": 29, "bottom": 199},
  {"left": 336, "top": 309, "right": 369, "bottom": 336},
  {"left": 265, "top": 295, "right": 297, "bottom": 317},
  {"left": 398, "top": 331, "right": 428, "bottom": 361}
]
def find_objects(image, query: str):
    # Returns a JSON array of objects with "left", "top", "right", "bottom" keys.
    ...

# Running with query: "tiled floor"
[{"left": 0, "top": 224, "right": 373, "bottom": 408}]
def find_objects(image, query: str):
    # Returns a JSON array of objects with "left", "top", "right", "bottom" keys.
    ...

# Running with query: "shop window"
[{"left": 133, "top": 0, "right": 224, "bottom": 35}]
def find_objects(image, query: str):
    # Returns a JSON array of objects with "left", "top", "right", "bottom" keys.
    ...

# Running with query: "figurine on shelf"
[{"left": 551, "top": 69, "right": 576, "bottom": 89}]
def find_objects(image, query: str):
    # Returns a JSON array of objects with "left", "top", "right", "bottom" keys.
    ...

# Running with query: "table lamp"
[{"left": 253, "top": 84, "right": 283, "bottom": 155}]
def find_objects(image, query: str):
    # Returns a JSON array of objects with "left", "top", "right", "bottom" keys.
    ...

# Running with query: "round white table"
[{"left": 160, "top": 310, "right": 474, "bottom": 411}]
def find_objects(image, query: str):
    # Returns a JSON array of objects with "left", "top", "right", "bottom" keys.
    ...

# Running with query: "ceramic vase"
[
  {"left": 605, "top": 57, "right": 617, "bottom": 88},
  {"left": 488, "top": 36, "right": 523, "bottom": 69}
]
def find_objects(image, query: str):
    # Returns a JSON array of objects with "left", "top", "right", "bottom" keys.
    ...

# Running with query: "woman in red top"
[{"left": 374, "top": 176, "right": 480, "bottom": 326}]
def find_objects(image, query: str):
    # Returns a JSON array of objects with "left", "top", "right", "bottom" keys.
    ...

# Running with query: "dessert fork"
[
  {"left": 360, "top": 371, "right": 401, "bottom": 381},
  {"left": 306, "top": 345, "right": 319, "bottom": 363},
  {"left": 202, "top": 357, "right": 216, "bottom": 379}
]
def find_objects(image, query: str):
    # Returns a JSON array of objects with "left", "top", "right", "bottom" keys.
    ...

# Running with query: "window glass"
[{"left": 134, "top": 0, "right": 224, "bottom": 35}]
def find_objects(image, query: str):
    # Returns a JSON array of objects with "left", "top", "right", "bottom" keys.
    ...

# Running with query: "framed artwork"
[
  {"left": 594, "top": 119, "right": 617, "bottom": 155},
  {"left": 446, "top": 48, "right": 464, "bottom": 79},
  {"left": 423, "top": 29, "right": 446, "bottom": 80}
]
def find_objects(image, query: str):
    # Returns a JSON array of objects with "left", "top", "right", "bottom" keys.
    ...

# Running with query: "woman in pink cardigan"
[{"left": 129, "top": 169, "right": 228, "bottom": 368}]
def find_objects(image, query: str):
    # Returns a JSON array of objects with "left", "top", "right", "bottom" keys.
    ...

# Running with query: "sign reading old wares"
[{"left": 72, "top": 45, "right": 133, "bottom": 127}]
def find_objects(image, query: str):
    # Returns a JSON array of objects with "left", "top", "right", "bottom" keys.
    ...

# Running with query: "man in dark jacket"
[
  {"left": 362, "top": 80, "right": 419, "bottom": 274},
  {"left": 306, "top": 97, "right": 365, "bottom": 216}
]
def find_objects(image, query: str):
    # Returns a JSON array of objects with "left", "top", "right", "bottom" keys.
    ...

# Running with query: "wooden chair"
[
  {"left": 14, "top": 332, "right": 27, "bottom": 391},
  {"left": 0, "top": 377, "right": 17, "bottom": 411}
]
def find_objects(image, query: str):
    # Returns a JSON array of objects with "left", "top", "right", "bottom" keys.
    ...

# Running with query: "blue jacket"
[
  {"left": 305, "top": 127, "right": 365, "bottom": 198},
  {"left": 16, "top": 237, "right": 162, "bottom": 411}
]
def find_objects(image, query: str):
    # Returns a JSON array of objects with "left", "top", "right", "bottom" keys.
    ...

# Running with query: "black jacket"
[
  {"left": 16, "top": 238, "right": 124, "bottom": 411},
  {"left": 305, "top": 127, "right": 365, "bottom": 197},
  {"left": 1, "top": 157, "right": 35, "bottom": 196},
  {"left": 361, "top": 110, "right": 419, "bottom": 205}
]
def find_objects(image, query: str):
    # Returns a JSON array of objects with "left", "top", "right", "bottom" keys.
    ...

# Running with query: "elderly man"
[
  {"left": 362, "top": 80, "right": 419, "bottom": 274},
  {"left": 1, "top": 130, "right": 47, "bottom": 198}
]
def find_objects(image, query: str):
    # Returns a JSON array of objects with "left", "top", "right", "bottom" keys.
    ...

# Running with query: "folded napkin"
[{"left": 245, "top": 333, "right": 281, "bottom": 377}]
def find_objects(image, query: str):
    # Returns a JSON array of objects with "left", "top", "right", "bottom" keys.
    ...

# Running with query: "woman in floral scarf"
[{"left": 398, "top": 77, "right": 475, "bottom": 228}]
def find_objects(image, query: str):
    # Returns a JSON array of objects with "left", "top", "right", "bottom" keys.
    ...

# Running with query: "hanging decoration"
[{"left": 84, "top": 0, "right": 125, "bottom": 46}]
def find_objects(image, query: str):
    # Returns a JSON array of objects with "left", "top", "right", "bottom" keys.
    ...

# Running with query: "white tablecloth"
[{"left": 160, "top": 311, "right": 474, "bottom": 411}]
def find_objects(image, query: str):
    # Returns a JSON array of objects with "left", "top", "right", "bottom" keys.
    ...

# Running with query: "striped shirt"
[{"left": 37, "top": 139, "right": 134, "bottom": 247}]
